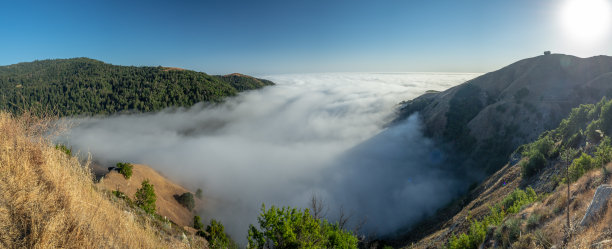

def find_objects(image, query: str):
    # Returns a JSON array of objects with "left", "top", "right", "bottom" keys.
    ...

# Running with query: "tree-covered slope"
[
  {"left": 0, "top": 58, "right": 274, "bottom": 116},
  {"left": 216, "top": 73, "right": 275, "bottom": 91}
]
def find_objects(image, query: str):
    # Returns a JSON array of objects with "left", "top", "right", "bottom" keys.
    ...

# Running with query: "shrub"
[
  {"left": 526, "top": 213, "right": 542, "bottom": 230},
  {"left": 504, "top": 218, "right": 522, "bottom": 245},
  {"left": 205, "top": 219, "right": 238, "bottom": 249},
  {"left": 445, "top": 188, "right": 536, "bottom": 249},
  {"left": 447, "top": 233, "right": 471, "bottom": 249},
  {"left": 193, "top": 215, "right": 204, "bottom": 230},
  {"left": 586, "top": 120, "right": 603, "bottom": 142},
  {"left": 247, "top": 205, "right": 358, "bottom": 249},
  {"left": 524, "top": 135, "right": 555, "bottom": 158},
  {"left": 112, "top": 190, "right": 127, "bottom": 199},
  {"left": 501, "top": 187, "right": 537, "bottom": 214},
  {"left": 195, "top": 188, "right": 203, "bottom": 199},
  {"left": 594, "top": 137, "right": 612, "bottom": 168},
  {"left": 557, "top": 104, "right": 592, "bottom": 140},
  {"left": 569, "top": 153, "right": 593, "bottom": 181},
  {"left": 565, "top": 132, "right": 583, "bottom": 148},
  {"left": 494, "top": 218, "right": 522, "bottom": 248},
  {"left": 520, "top": 134, "right": 556, "bottom": 178},
  {"left": 174, "top": 192, "right": 195, "bottom": 211},
  {"left": 116, "top": 162, "right": 133, "bottom": 179},
  {"left": 483, "top": 205, "right": 505, "bottom": 226},
  {"left": 521, "top": 152, "right": 546, "bottom": 178},
  {"left": 55, "top": 144, "right": 72, "bottom": 156},
  {"left": 600, "top": 99, "right": 612, "bottom": 135},
  {"left": 135, "top": 179, "right": 156, "bottom": 214}
]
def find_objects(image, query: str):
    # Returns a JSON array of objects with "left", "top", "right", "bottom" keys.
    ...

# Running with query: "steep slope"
[
  {"left": 398, "top": 54, "right": 612, "bottom": 173},
  {"left": 398, "top": 97, "right": 612, "bottom": 248},
  {"left": 0, "top": 113, "right": 206, "bottom": 248},
  {"left": 98, "top": 164, "right": 199, "bottom": 228},
  {"left": 0, "top": 58, "right": 274, "bottom": 116}
]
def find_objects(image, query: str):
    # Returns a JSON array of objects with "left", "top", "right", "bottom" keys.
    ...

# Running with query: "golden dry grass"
[
  {"left": 0, "top": 112, "right": 201, "bottom": 248},
  {"left": 406, "top": 162, "right": 612, "bottom": 249}
]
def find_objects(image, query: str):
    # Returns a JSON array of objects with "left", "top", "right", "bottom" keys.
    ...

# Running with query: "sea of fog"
[{"left": 58, "top": 72, "right": 480, "bottom": 242}]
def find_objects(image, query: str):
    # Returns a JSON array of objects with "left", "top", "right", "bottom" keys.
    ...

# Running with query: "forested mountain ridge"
[
  {"left": 0, "top": 58, "right": 274, "bottom": 116},
  {"left": 398, "top": 54, "right": 612, "bottom": 174}
]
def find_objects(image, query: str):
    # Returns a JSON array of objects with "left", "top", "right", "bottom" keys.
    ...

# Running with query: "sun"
[{"left": 560, "top": 0, "right": 612, "bottom": 42}]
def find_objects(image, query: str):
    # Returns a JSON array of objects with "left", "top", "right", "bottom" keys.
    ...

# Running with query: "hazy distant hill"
[
  {"left": 398, "top": 54, "right": 612, "bottom": 173},
  {"left": 0, "top": 58, "right": 274, "bottom": 116}
]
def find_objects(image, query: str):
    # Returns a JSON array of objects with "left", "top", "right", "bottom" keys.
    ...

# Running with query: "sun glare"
[{"left": 560, "top": 0, "right": 612, "bottom": 42}]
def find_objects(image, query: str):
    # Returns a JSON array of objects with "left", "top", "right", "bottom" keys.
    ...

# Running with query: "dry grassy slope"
[
  {"left": 405, "top": 161, "right": 612, "bottom": 249},
  {"left": 98, "top": 164, "right": 197, "bottom": 228},
  {"left": 0, "top": 113, "right": 206, "bottom": 248}
]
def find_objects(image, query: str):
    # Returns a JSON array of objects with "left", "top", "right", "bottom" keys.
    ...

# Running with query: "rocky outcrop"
[{"left": 580, "top": 184, "right": 612, "bottom": 227}]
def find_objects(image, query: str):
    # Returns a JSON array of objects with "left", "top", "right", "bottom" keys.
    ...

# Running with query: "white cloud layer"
[{"left": 58, "top": 72, "right": 479, "bottom": 242}]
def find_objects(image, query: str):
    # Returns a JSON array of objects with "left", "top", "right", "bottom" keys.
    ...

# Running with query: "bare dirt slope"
[{"left": 98, "top": 164, "right": 195, "bottom": 228}]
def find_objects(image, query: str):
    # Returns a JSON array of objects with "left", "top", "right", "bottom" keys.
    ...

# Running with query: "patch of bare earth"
[{"left": 98, "top": 164, "right": 198, "bottom": 229}]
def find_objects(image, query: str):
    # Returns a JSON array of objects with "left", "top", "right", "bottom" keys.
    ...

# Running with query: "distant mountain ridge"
[
  {"left": 0, "top": 58, "right": 274, "bottom": 116},
  {"left": 398, "top": 54, "right": 612, "bottom": 174}
]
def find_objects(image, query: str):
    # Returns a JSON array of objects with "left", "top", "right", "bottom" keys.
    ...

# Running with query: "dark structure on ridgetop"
[{"left": 544, "top": 51, "right": 551, "bottom": 55}]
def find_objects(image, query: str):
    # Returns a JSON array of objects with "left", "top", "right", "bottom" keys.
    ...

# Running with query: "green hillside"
[{"left": 0, "top": 58, "right": 274, "bottom": 116}]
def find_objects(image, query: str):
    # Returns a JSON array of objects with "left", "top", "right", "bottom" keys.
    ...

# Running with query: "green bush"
[
  {"left": 520, "top": 152, "right": 546, "bottom": 178},
  {"left": 445, "top": 188, "right": 537, "bottom": 249},
  {"left": 557, "top": 104, "right": 592, "bottom": 140},
  {"left": 565, "top": 132, "right": 583, "bottom": 148},
  {"left": 174, "top": 192, "right": 195, "bottom": 211},
  {"left": 500, "top": 187, "right": 537, "bottom": 214},
  {"left": 195, "top": 188, "right": 203, "bottom": 199},
  {"left": 116, "top": 162, "right": 133, "bottom": 179},
  {"left": 206, "top": 219, "right": 238, "bottom": 249},
  {"left": 135, "top": 179, "right": 156, "bottom": 214},
  {"left": 111, "top": 190, "right": 134, "bottom": 207},
  {"left": 55, "top": 144, "right": 72, "bottom": 156},
  {"left": 494, "top": 218, "right": 522, "bottom": 248},
  {"left": 600, "top": 99, "right": 612, "bottom": 136},
  {"left": 247, "top": 205, "right": 358, "bottom": 249},
  {"left": 193, "top": 215, "right": 204, "bottom": 230},
  {"left": 569, "top": 153, "right": 593, "bottom": 182},
  {"left": 586, "top": 120, "right": 603, "bottom": 142},
  {"left": 594, "top": 137, "right": 612, "bottom": 168},
  {"left": 520, "top": 134, "right": 557, "bottom": 178},
  {"left": 526, "top": 213, "right": 542, "bottom": 230},
  {"left": 526, "top": 136, "right": 555, "bottom": 158},
  {"left": 447, "top": 233, "right": 471, "bottom": 249}
]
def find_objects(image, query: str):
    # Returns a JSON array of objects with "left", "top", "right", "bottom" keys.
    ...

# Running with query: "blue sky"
[{"left": 1, "top": 0, "right": 611, "bottom": 74}]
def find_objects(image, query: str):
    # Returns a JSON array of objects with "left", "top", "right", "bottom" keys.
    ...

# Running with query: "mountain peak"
[{"left": 398, "top": 54, "right": 612, "bottom": 173}]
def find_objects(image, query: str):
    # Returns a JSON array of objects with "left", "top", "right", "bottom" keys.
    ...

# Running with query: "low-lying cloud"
[{"left": 58, "top": 72, "right": 479, "bottom": 242}]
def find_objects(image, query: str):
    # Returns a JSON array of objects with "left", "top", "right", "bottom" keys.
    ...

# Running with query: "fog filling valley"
[{"left": 58, "top": 73, "right": 480, "bottom": 241}]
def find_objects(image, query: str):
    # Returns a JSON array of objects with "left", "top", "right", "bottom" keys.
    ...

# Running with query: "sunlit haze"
[{"left": 560, "top": 0, "right": 611, "bottom": 43}]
